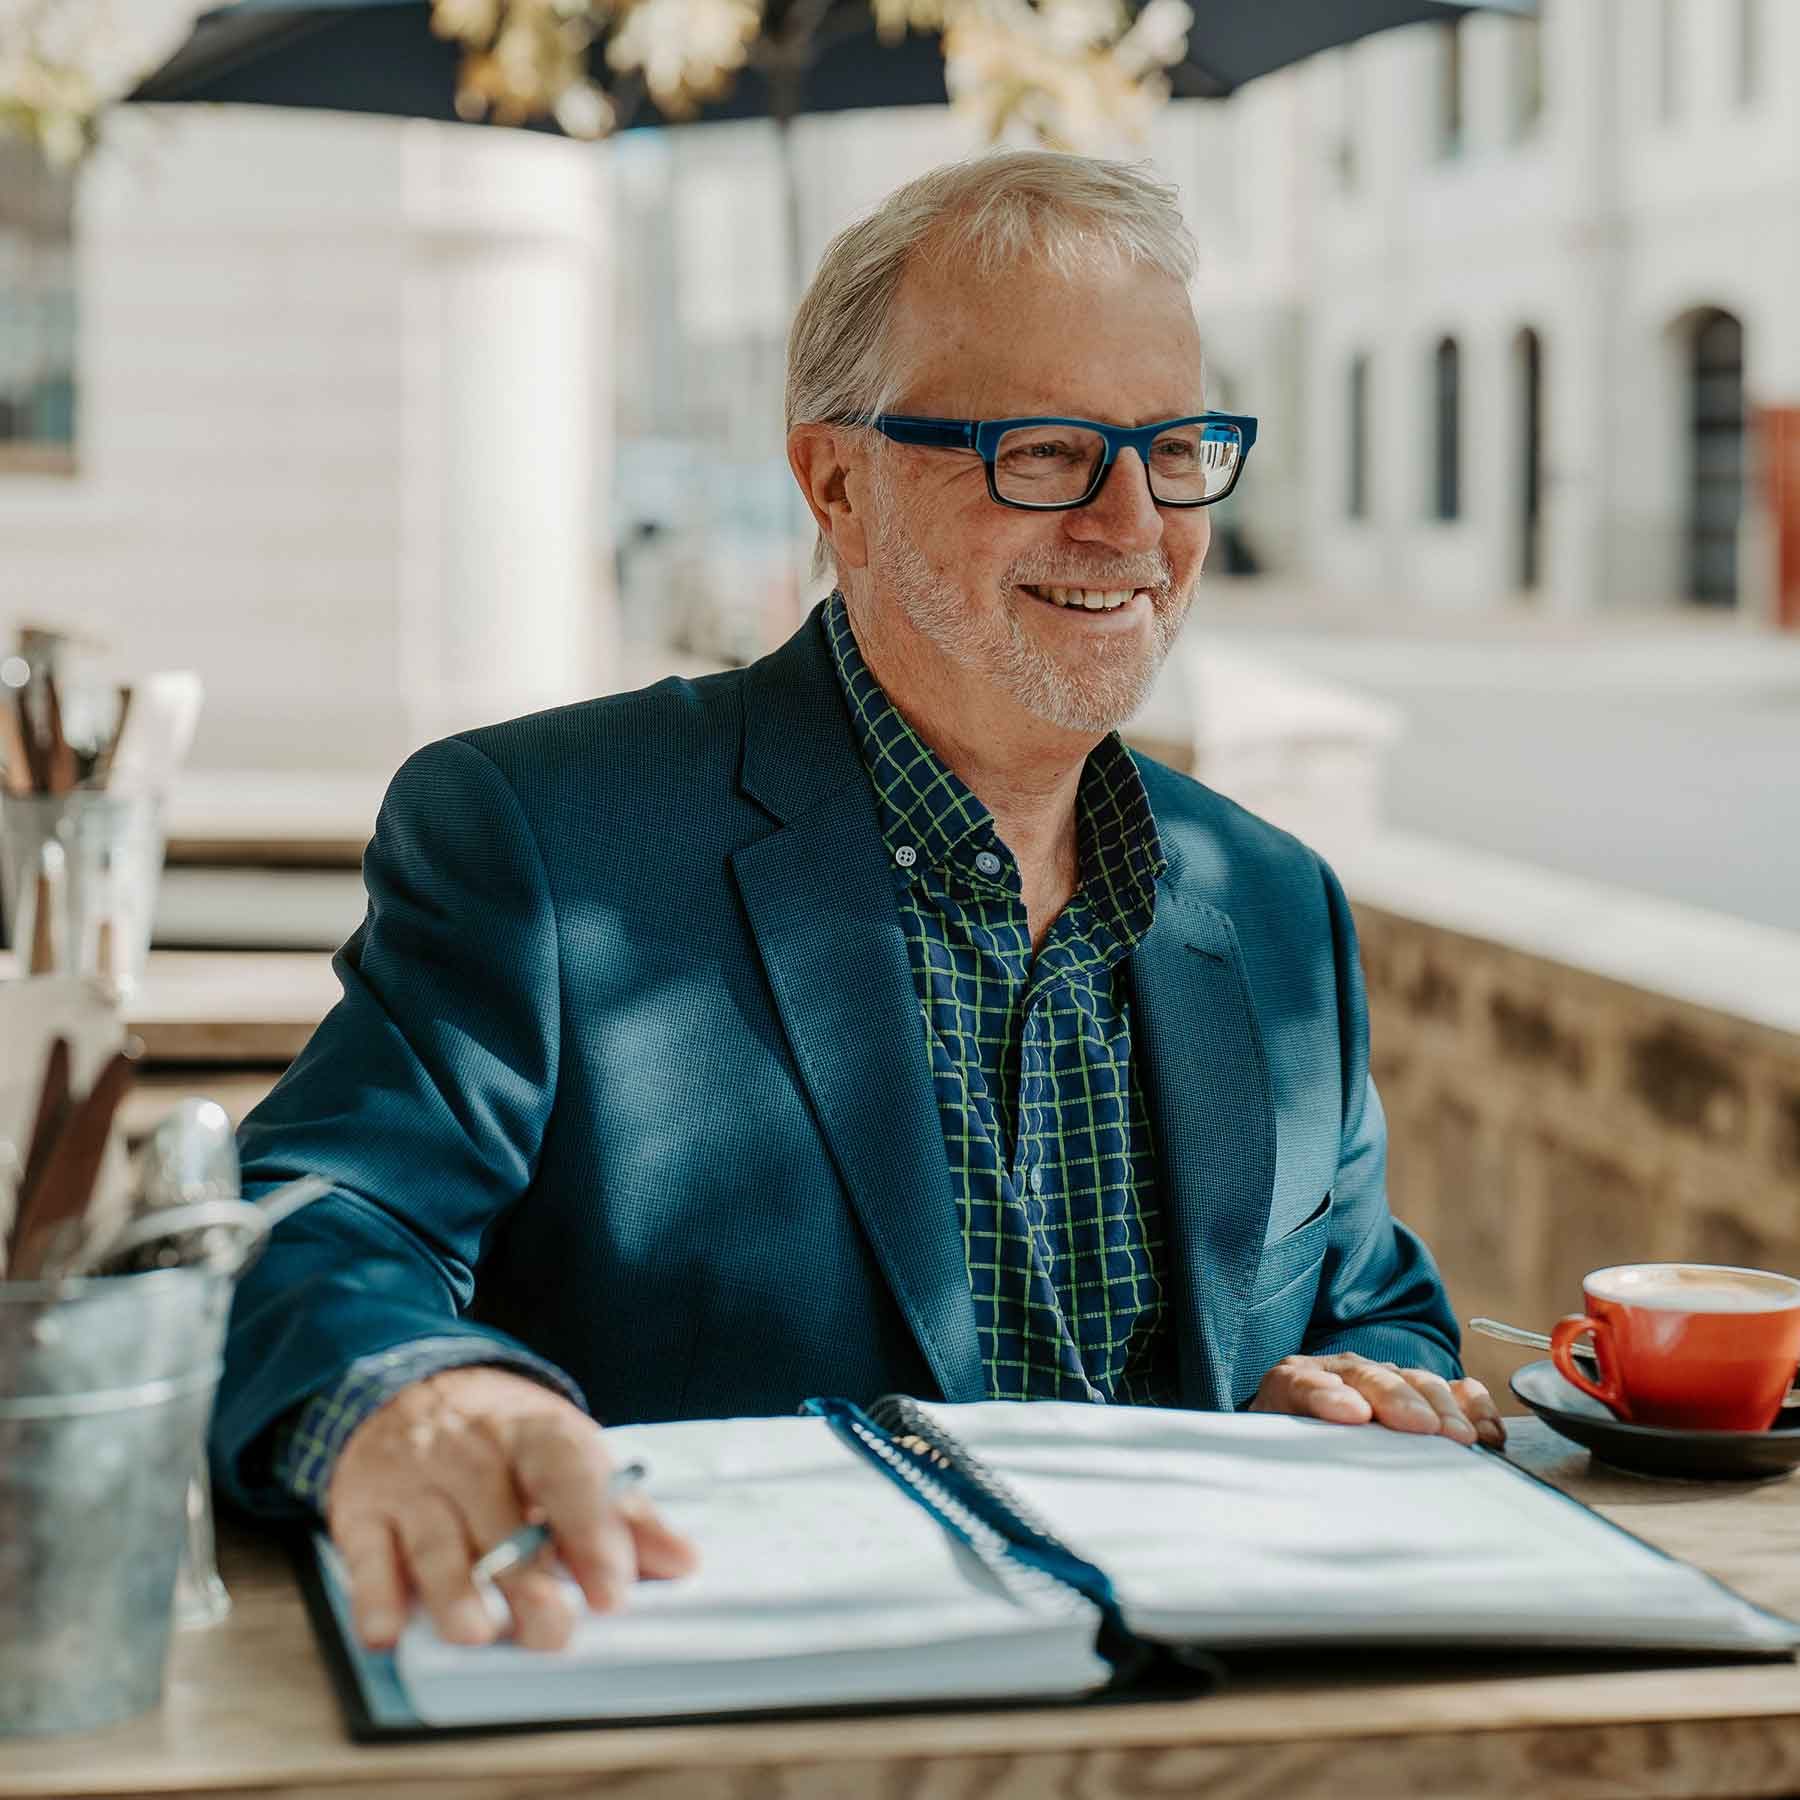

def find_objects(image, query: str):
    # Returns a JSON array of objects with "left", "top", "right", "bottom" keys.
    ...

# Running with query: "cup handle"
[{"left": 1551, "top": 1314, "right": 1628, "bottom": 1418}]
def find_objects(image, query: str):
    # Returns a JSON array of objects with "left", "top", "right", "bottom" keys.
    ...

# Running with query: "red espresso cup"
[{"left": 1550, "top": 1262, "right": 1800, "bottom": 1432}]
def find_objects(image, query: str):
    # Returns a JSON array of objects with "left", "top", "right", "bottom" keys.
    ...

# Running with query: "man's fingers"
[
  {"left": 1250, "top": 1353, "right": 1510, "bottom": 1448},
  {"left": 336, "top": 1514, "right": 408, "bottom": 1650},
  {"left": 428, "top": 1409, "right": 585, "bottom": 1649},
  {"left": 394, "top": 1492, "right": 493, "bottom": 1646},
  {"left": 1398, "top": 1369, "right": 1478, "bottom": 1444},
  {"left": 1334, "top": 1359, "right": 1443, "bottom": 1434},
  {"left": 1254, "top": 1358, "right": 1372, "bottom": 1423},
  {"left": 508, "top": 1417, "right": 648, "bottom": 1613},
  {"left": 621, "top": 1497, "right": 703, "bottom": 1581},
  {"left": 490, "top": 1566, "right": 577, "bottom": 1651},
  {"left": 1452, "top": 1376, "right": 1507, "bottom": 1447}
]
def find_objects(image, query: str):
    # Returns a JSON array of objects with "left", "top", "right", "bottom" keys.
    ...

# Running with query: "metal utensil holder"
[{"left": 0, "top": 1268, "right": 231, "bottom": 1735}]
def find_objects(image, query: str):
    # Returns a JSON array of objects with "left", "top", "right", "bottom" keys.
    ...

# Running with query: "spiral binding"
[
  {"left": 826, "top": 1405, "right": 1093, "bottom": 1623},
  {"left": 804, "top": 1396, "right": 1226, "bottom": 1695},
  {"left": 868, "top": 1393, "right": 1067, "bottom": 1553}
]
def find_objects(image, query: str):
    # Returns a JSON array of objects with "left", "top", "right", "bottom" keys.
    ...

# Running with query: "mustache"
[{"left": 1004, "top": 555, "right": 1174, "bottom": 592}]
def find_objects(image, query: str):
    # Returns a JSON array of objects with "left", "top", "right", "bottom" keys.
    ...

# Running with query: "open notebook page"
[
  {"left": 392, "top": 1414, "right": 1108, "bottom": 1726},
  {"left": 925, "top": 1402, "right": 1800, "bottom": 1654}
]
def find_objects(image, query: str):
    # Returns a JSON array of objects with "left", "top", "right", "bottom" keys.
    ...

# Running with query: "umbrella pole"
[{"left": 773, "top": 108, "right": 806, "bottom": 304}]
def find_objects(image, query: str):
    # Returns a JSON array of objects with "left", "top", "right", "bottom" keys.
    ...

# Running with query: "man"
[{"left": 216, "top": 150, "right": 1500, "bottom": 1659}]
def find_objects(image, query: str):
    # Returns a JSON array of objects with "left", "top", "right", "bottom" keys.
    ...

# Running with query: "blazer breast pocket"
[
  {"left": 1249, "top": 1189, "right": 1333, "bottom": 1307},
  {"left": 1232, "top": 1190, "right": 1334, "bottom": 1405}
]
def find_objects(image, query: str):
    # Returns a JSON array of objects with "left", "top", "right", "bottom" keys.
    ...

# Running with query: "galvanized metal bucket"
[{"left": 0, "top": 1267, "right": 230, "bottom": 1735}]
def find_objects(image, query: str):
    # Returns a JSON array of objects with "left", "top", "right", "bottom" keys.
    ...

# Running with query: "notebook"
[{"left": 296, "top": 1397, "right": 1800, "bottom": 1739}]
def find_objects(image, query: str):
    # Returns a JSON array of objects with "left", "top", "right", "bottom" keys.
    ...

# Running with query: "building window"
[
  {"left": 1509, "top": 17, "right": 1545, "bottom": 141},
  {"left": 1737, "top": 0, "right": 1761, "bottom": 105},
  {"left": 1515, "top": 328, "right": 1544, "bottom": 591},
  {"left": 1347, "top": 353, "right": 1371, "bottom": 520},
  {"left": 1432, "top": 337, "right": 1461, "bottom": 521},
  {"left": 1436, "top": 22, "right": 1465, "bottom": 159},
  {"left": 1689, "top": 309, "right": 1745, "bottom": 607},
  {"left": 0, "top": 136, "right": 76, "bottom": 474},
  {"left": 1657, "top": 0, "right": 1681, "bottom": 122}
]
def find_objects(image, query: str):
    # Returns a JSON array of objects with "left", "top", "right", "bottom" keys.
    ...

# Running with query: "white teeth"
[{"left": 1036, "top": 586, "right": 1137, "bottom": 611}]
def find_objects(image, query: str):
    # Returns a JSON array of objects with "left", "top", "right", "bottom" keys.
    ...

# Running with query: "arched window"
[
  {"left": 1432, "top": 338, "right": 1461, "bottom": 522},
  {"left": 1689, "top": 309, "right": 1745, "bottom": 606},
  {"left": 1347, "top": 353, "right": 1371, "bottom": 520}
]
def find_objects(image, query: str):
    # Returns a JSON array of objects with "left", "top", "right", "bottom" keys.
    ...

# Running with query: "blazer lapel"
[
  {"left": 1130, "top": 867, "right": 1277, "bottom": 1411},
  {"left": 729, "top": 611, "right": 986, "bottom": 1404}
]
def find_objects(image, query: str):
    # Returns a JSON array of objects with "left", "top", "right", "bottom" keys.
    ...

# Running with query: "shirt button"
[
  {"left": 1029, "top": 1166, "right": 1044, "bottom": 1195},
  {"left": 974, "top": 850, "right": 1002, "bottom": 878},
  {"left": 894, "top": 845, "right": 917, "bottom": 869}
]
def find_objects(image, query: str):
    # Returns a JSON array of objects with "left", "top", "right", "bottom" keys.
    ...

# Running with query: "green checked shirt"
[{"left": 824, "top": 594, "right": 1176, "bottom": 1405}]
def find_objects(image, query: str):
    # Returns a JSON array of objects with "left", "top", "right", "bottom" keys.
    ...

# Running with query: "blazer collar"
[
  {"left": 738, "top": 601, "right": 869, "bottom": 828},
  {"left": 731, "top": 603, "right": 987, "bottom": 1402}
]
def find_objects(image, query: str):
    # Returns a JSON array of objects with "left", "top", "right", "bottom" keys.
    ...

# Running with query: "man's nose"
[{"left": 1063, "top": 448, "right": 1163, "bottom": 554}]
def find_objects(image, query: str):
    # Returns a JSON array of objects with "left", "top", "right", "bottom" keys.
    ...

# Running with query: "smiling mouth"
[{"left": 1020, "top": 584, "right": 1144, "bottom": 613}]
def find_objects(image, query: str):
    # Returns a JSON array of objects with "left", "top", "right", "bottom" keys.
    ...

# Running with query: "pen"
[{"left": 470, "top": 1458, "right": 649, "bottom": 1587}]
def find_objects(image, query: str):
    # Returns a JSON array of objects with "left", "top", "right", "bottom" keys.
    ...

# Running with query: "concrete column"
[{"left": 399, "top": 123, "right": 612, "bottom": 746}]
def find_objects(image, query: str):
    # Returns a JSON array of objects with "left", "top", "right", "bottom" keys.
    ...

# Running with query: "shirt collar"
[{"left": 822, "top": 593, "right": 1166, "bottom": 946}]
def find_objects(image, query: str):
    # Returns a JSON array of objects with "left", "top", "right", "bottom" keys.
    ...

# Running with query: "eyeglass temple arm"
[{"left": 866, "top": 415, "right": 976, "bottom": 451}]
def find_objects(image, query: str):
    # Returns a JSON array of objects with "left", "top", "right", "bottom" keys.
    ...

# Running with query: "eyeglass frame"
[{"left": 858, "top": 411, "right": 1260, "bottom": 511}]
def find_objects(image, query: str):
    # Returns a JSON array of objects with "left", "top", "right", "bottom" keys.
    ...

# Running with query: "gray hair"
[{"left": 786, "top": 150, "right": 1199, "bottom": 580}]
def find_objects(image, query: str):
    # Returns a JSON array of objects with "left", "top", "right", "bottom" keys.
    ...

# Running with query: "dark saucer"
[{"left": 1509, "top": 1360, "right": 1800, "bottom": 1481}]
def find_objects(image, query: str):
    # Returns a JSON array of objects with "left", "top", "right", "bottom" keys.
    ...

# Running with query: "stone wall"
[{"left": 1355, "top": 902, "right": 1800, "bottom": 1404}]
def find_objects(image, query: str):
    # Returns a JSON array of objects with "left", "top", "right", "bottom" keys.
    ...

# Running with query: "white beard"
[{"left": 867, "top": 474, "right": 1189, "bottom": 735}]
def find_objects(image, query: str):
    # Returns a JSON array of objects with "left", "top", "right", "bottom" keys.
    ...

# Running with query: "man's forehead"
[{"left": 886, "top": 252, "right": 1204, "bottom": 419}]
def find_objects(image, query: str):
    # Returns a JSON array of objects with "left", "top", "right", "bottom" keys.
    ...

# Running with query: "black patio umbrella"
[{"left": 133, "top": 0, "right": 1536, "bottom": 134}]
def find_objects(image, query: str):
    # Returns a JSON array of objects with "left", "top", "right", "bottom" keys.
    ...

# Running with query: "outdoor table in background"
[
  {"left": 0, "top": 946, "right": 333, "bottom": 1139},
  {"left": 4, "top": 1420, "right": 1800, "bottom": 1799}
]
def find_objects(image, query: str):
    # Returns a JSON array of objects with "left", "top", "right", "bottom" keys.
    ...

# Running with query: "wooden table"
[{"left": 8, "top": 1419, "right": 1800, "bottom": 1799}]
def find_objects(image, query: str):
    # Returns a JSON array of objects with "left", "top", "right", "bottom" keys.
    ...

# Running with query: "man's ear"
[{"left": 787, "top": 424, "right": 871, "bottom": 571}]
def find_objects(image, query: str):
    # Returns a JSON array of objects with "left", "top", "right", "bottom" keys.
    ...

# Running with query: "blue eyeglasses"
[{"left": 862, "top": 412, "right": 1259, "bottom": 511}]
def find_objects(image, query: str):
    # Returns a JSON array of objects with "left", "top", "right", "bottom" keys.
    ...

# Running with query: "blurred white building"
[
  {"left": 3, "top": 0, "right": 1796, "bottom": 783},
  {"left": 613, "top": 0, "right": 1800, "bottom": 629},
  {"left": 1200, "top": 0, "right": 1799, "bottom": 622},
  {"left": 0, "top": 109, "right": 611, "bottom": 774}
]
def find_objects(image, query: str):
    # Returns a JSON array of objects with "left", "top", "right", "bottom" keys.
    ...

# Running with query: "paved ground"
[{"left": 1184, "top": 588, "right": 1800, "bottom": 935}]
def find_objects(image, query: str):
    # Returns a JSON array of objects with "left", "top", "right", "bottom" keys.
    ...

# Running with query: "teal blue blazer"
[{"left": 216, "top": 604, "right": 1458, "bottom": 1513}]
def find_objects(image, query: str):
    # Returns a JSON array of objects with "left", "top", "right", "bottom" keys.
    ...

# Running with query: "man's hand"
[
  {"left": 1248, "top": 1352, "right": 1505, "bottom": 1448},
  {"left": 327, "top": 1366, "right": 698, "bottom": 1653}
]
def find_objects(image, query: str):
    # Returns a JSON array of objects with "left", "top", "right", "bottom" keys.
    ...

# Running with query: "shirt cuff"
[{"left": 270, "top": 1336, "right": 587, "bottom": 1517}]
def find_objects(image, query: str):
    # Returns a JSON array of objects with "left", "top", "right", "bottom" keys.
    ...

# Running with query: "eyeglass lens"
[{"left": 992, "top": 422, "right": 1243, "bottom": 505}]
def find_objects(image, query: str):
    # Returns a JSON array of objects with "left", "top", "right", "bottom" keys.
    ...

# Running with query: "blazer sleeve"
[
  {"left": 1298, "top": 858, "right": 1463, "bottom": 1378},
  {"left": 211, "top": 735, "right": 572, "bottom": 1516}
]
